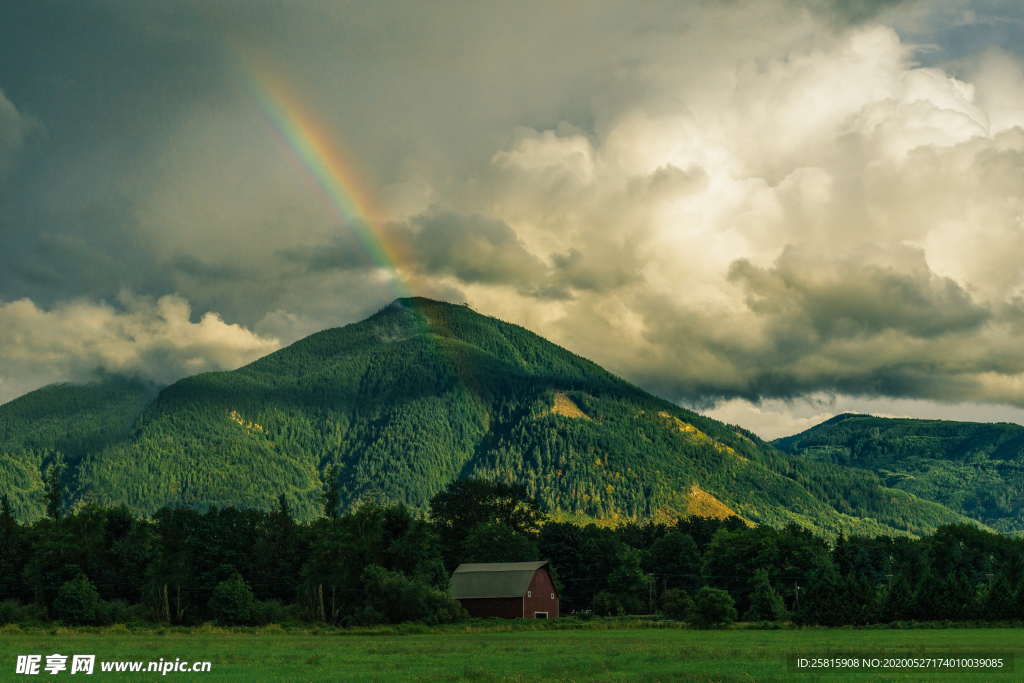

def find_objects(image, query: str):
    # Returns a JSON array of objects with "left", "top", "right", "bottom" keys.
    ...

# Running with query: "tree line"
[{"left": 2, "top": 478, "right": 1024, "bottom": 628}]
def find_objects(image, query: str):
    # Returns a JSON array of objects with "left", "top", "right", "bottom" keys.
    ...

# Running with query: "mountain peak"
[
  {"left": 387, "top": 296, "right": 470, "bottom": 310},
  {"left": 1, "top": 302, "right": 987, "bottom": 536},
  {"left": 823, "top": 412, "right": 871, "bottom": 425}
]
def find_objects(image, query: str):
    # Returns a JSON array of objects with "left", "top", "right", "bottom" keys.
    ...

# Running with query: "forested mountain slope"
[
  {"left": 0, "top": 376, "right": 158, "bottom": 519},
  {"left": 774, "top": 413, "right": 1024, "bottom": 532},
  {"left": 0, "top": 298, "right": 983, "bottom": 535}
]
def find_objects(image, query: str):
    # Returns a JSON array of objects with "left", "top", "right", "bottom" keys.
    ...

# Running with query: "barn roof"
[{"left": 449, "top": 561, "right": 549, "bottom": 599}]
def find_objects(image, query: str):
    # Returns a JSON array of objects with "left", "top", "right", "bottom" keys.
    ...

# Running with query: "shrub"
[
  {"left": 350, "top": 605, "right": 386, "bottom": 626},
  {"left": 592, "top": 591, "right": 624, "bottom": 617},
  {"left": 0, "top": 600, "right": 40, "bottom": 625},
  {"left": 97, "top": 599, "right": 133, "bottom": 626},
  {"left": 208, "top": 572, "right": 256, "bottom": 626},
  {"left": 362, "top": 565, "right": 463, "bottom": 624},
  {"left": 691, "top": 587, "right": 737, "bottom": 628},
  {"left": 52, "top": 575, "right": 102, "bottom": 625},
  {"left": 252, "top": 599, "right": 289, "bottom": 626},
  {"left": 660, "top": 588, "right": 693, "bottom": 621}
]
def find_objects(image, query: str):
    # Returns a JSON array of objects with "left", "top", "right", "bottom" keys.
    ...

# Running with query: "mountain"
[
  {"left": 774, "top": 413, "right": 1024, "bottom": 533},
  {"left": 0, "top": 298, "right": 984, "bottom": 536},
  {"left": 0, "top": 375, "right": 159, "bottom": 520}
]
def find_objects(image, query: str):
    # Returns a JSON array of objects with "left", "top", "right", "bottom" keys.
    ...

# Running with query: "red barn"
[{"left": 449, "top": 561, "right": 560, "bottom": 619}]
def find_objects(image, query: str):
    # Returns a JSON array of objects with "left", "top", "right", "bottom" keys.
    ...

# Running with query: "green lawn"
[{"left": 0, "top": 625, "right": 1021, "bottom": 681}]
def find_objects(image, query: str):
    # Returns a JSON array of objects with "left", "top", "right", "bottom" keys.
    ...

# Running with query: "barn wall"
[
  {"left": 458, "top": 597, "right": 523, "bottom": 619},
  {"left": 523, "top": 568, "right": 559, "bottom": 618}
]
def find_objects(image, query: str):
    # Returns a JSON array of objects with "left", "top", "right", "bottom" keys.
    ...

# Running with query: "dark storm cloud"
[
  {"left": 727, "top": 246, "right": 990, "bottom": 339},
  {"left": 405, "top": 210, "right": 548, "bottom": 287},
  {"left": 620, "top": 246, "right": 1020, "bottom": 406},
  {"left": 281, "top": 206, "right": 648, "bottom": 299},
  {"left": 550, "top": 248, "right": 642, "bottom": 294},
  {"left": 282, "top": 209, "right": 554, "bottom": 293}
]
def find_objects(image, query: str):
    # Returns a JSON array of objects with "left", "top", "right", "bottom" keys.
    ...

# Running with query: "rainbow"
[
  {"left": 234, "top": 51, "right": 489, "bottom": 472},
  {"left": 239, "top": 52, "right": 411, "bottom": 295}
]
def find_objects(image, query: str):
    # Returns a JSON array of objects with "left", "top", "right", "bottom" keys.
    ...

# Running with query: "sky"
[{"left": 2, "top": 0, "right": 1024, "bottom": 438}]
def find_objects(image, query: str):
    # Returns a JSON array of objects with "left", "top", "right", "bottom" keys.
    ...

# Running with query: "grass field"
[{"left": 1, "top": 623, "right": 1022, "bottom": 681}]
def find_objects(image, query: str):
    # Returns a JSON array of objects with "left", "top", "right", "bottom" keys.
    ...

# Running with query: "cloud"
[
  {"left": 0, "top": 89, "right": 30, "bottom": 173},
  {"left": 280, "top": 208, "right": 548, "bottom": 292},
  {"left": 440, "top": 17, "right": 1024, "bottom": 411},
  {"left": 403, "top": 210, "right": 549, "bottom": 288},
  {"left": 728, "top": 245, "right": 989, "bottom": 339},
  {"left": 626, "top": 244, "right": 1009, "bottom": 402},
  {"left": 705, "top": 393, "right": 1024, "bottom": 440},
  {"left": 0, "top": 294, "right": 280, "bottom": 404},
  {"left": 4, "top": 0, "right": 1024, "bottom": 423}
]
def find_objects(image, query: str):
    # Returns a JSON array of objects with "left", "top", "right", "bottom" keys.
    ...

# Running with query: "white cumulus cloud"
[{"left": 0, "top": 293, "right": 280, "bottom": 404}]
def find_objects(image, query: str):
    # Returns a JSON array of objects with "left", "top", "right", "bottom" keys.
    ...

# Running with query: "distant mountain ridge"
[
  {"left": 0, "top": 298, "right": 990, "bottom": 536},
  {"left": 774, "top": 412, "right": 1024, "bottom": 532}
]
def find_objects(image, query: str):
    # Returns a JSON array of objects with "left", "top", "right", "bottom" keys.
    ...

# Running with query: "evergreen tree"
[
  {"left": 914, "top": 569, "right": 977, "bottom": 620},
  {"left": 981, "top": 574, "right": 1016, "bottom": 621},
  {"left": 795, "top": 564, "right": 845, "bottom": 626},
  {"left": 0, "top": 496, "right": 26, "bottom": 601},
  {"left": 1012, "top": 584, "right": 1024, "bottom": 621},
  {"left": 881, "top": 571, "right": 916, "bottom": 622},
  {"left": 44, "top": 464, "right": 63, "bottom": 521},
  {"left": 322, "top": 467, "right": 341, "bottom": 520},
  {"left": 842, "top": 571, "right": 881, "bottom": 625},
  {"left": 744, "top": 569, "right": 788, "bottom": 621}
]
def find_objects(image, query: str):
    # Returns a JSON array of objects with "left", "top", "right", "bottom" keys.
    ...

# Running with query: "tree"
[
  {"left": 606, "top": 546, "right": 652, "bottom": 614},
  {"left": 361, "top": 565, "right": 463, "bottom": 625},
  {"left": 744, "top": 569, "right": 787, "bottom": 622},
  {"left": 592, "top": 591, "right": 624, "bottom": 616},
  {"left": 252, "top": 494, "right": 307, "bottom": 604},
  {"left": 660, "top": 588, "right": 693, "bottom": 621},
  {"left": 913, "top": 568, "right": 976, "bottom": 621},
  {"left": 44, "top": 463, "right": 63, "bottom": 521},
  {"left": 538, "top": 523, "right": 585, "bottom": 612},
  {"left": 430, "top": 479, "right": 544, "bottom": 566},
  {"left": 322, "top": 466, "right": 341, "bottom": 520},
  {"left": 1012, "top": 584, "right": 1024, "bottom": 621},
  {"left": 299, "top": 503, "right": 448, "bottom": 623},
  {"left": 842, "top": 571, "right": 882, "bottom": 625},
  {"left": 461, "top": 523, "right": 538, "bottom": 563},
  {"left": 52, "top": 574, "right": 102, "bottom": 625},
  {"left": 430, "top": 478, "right": 543, "bottom": 535},
  {"left": 645, "top": 530, "right": 700, "bottom": 592},
  {"left": 701, "top": 526, "right": 779, "bottom": 614},
  {"left": 691, "top": 587, "right": 736, "bottom": 628},
  {"left": 882, "top": 571, "right": 916, "bottom": 622},
  {"left": 980, "top": 573, "right": 1015, "bottom": 621},
  {"left": 794, "top": 564, "right": 846, "bottom": 626},
  {"left": 0, "top": 495, "right": 27, "bottom": 601},
  {"left": 0, "top": 495, "right": 14, "bottom": 532},
  {"left": 208, "top": 572, "right": 256, "bottom": 625}
]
